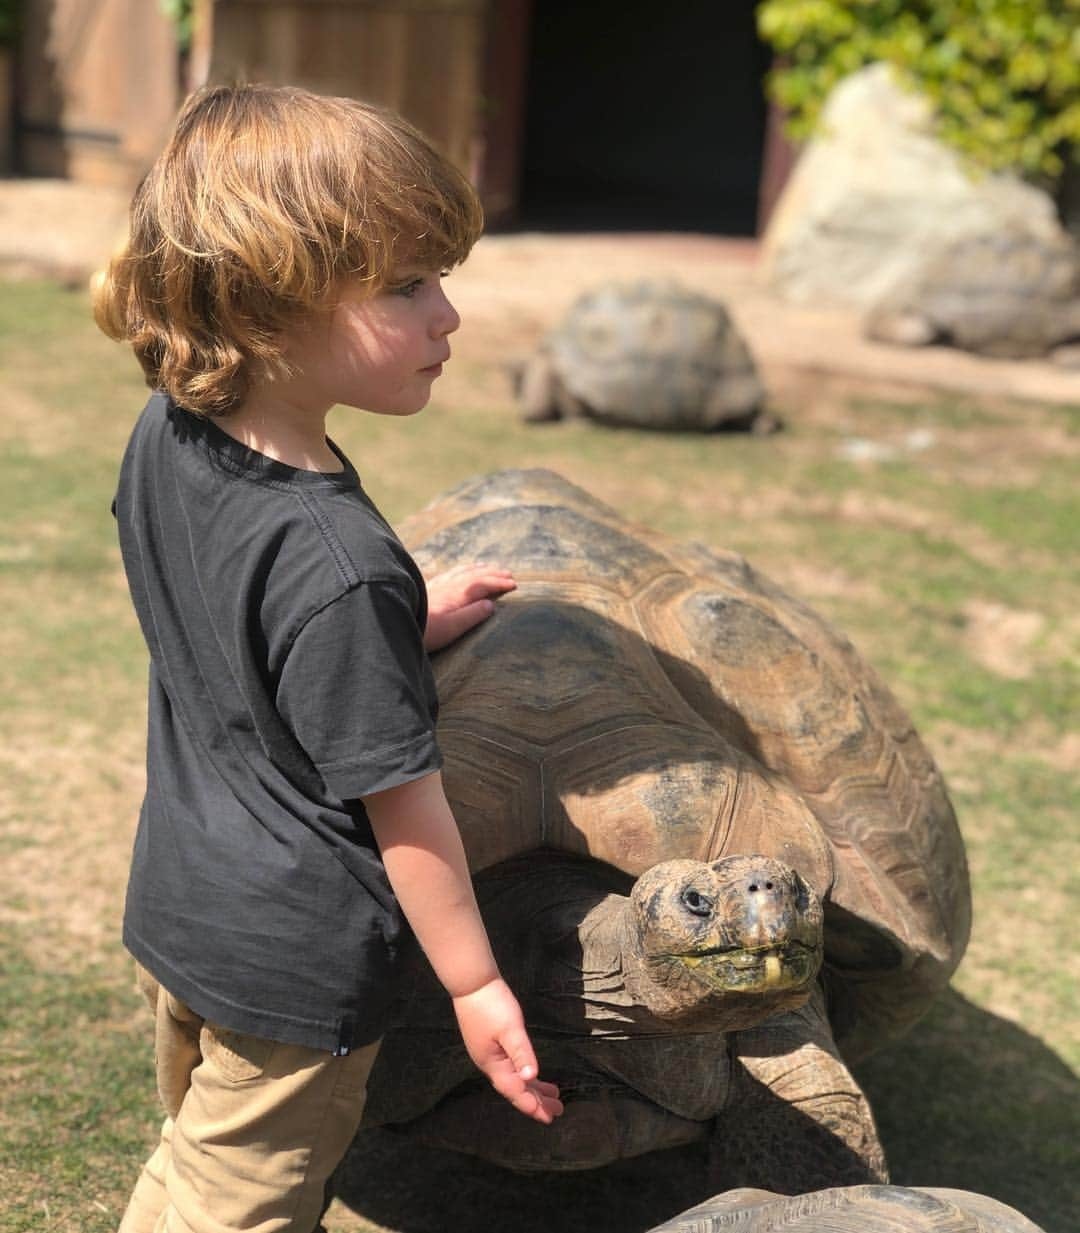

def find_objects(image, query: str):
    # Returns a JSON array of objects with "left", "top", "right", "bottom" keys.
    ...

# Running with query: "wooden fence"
[
  {"left": 208, "top": 0, "right": 488, "bottom": 177},
  {"left": 16, "top": 0, "right": 179, "bottom": 183},
  {"left": 14, "top": 0, "right": 490, "bottom": 187}
]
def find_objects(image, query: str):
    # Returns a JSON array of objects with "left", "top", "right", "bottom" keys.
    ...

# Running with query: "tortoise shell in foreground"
[
  {"left": 360, "top": 469, "right": 970, "bottom": 1194},
  {"left": 647, "top": 1185, "right": 1045, "bottom": 1233},
  {"left": 517, "top": 280, "right": 775, "bottom": 432}
]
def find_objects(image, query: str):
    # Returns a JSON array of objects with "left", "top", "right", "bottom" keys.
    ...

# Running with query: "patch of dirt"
[
  {"left": 777, "top": 561, "right": 884, "bottom": 606},
  {"left": 935, "top": 417, "right": 1080, "bottom": 491},
  {"left": 0, "top": 180, "right": 129, "bottom": 285},
  {"left": 1045, "top": 731, "right": 1080, "bottom": 774},
  {"left": 670, "top": 480, "right": 1016, "bottom": 572},
  {"left": 931, "top": 718, "right": 1078, "bottom": 779},
  {"left": 0, "top": 717, "right": 145, "bottom": 967},
  {"left": 962, "top": 601, "right": 1047, "bottom": 680}
]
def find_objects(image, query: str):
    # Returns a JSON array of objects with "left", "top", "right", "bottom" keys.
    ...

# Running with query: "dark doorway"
[{"left": 516, "top": 1, "right": 770, "bottom": 234}]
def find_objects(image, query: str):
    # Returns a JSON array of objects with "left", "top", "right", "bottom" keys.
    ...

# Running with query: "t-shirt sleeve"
[{"left": 276, "top": 581, "right": 442, "bottom": 800}]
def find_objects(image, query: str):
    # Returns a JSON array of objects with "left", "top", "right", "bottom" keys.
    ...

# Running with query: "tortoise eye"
[{"left": 681, "top": 888, "right": 713, "bottom": 918}]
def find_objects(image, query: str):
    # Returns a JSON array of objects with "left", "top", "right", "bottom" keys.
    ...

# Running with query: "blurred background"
[
  {"left": 6, "top": 0, "right": 1072, "bottom": 237},
  {"left": 3, "top": 0, "right": 781, "bottom": 232}
]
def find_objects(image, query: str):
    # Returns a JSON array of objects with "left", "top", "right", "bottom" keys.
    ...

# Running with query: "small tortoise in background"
[
  {"left": 516, "top": 280, "right": 778, "bottom": 432},
  {"left": 865, "top": 229, "right": 1080, "bottom": 360},
  {"left": 357, "top": 469, "right": 970, "bottom": 1195},
  {"left": 647, "top": 1184, "right": 1046, "bottom": 1232}
]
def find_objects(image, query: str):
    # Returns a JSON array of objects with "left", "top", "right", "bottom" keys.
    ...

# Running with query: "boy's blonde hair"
[{"left": 93, "top": 83, "right": 483, "bottom": 417}]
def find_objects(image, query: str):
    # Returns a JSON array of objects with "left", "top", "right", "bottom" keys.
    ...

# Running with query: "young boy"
[{"left": 94, "top": 82, "right": 562, "bottom": 1232}]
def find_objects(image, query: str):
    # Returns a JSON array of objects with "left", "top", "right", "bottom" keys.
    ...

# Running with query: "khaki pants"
[{"left": 119, "top": 966, "right": 379, "bottom": 1233}]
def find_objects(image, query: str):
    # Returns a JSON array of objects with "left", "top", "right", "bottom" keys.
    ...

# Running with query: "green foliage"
[
  {"left": 0, "top": 0, "right": 19, "bottom": 48},
  {"left": 756, "top": 0, "right": 1080, "bottom": 179},
  {"left": 159, "top": 0, "right": 194, "bottom": 51}
]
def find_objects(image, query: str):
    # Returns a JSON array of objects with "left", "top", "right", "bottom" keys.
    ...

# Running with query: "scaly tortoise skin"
[
  {"left": 646, "top": 1185, "right": 1045, "bottom": 1233},
  {"left": 517, "top": 280, "right": 775, "bottom": 432},
  {"left": 359, "top": 469, "right": 970, "bottom": 1194}
]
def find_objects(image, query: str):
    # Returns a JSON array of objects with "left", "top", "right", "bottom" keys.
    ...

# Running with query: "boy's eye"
[
  {"left": 390, "top": 277, "right": 425, "bottom": 299},
  {"left": 388, "top": 270, "right": 451, "bottom": 297}
]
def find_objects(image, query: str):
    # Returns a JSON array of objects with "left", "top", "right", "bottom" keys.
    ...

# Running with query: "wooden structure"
[
  {"left": 11, "top": 0, "right": 786, "bottom": 234},
  {"left": 14, "top": 0, "right": 180, "bottom": 183},
  {"left": 209, "top": 0, "right": 489, "bottom": 180}
]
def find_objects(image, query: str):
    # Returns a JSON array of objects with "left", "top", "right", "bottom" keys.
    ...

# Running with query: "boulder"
[{"left": 760, "top": 64, "right": 1069, "bottom": 309}]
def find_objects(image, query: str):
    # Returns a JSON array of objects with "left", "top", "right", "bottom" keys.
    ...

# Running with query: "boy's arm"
[{"left": 363, "top": 770, "right": 562, "bottom": 1124}]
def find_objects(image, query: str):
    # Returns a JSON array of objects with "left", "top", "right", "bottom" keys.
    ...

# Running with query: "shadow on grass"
[
  {"left": 335, "top": 988, "right": 1077, "bottom": 1233},
  {"left": 855, "top": 988, "right": 1079, "bottom": 1233}
]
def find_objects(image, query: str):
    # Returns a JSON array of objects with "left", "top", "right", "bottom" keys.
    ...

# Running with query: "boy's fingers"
[
  {"left": 460, "top": 572, "right": 515, "bottom": 601},
  {"left": 529, "top": 1079, "right": 561, "bottom": 1100},
  {"left": 535, "top": 1087, "right": 564, "bottom": 1120},
  {"left": 427, "top": 569, "right": 515, "bottom": 616},
  {"left": 512, "top": 1082, "right": 564, "bottom": 1124},
  {"left": 424, "top": 598, "right": 500, "bottom": 652},
  {"left": 483, "top": 1058, "right": 532, "bottom": 1111},
  {"left": 500, "top": 1025, "right": 540, "bottom": 1083},
  {"left": 514, "top": 1091, "right": 549, "bottom": 1123},
  {"left": 449, "top": 599, "right": 495, "bottom": 638},
  {"left": 432, "top": 562, "right": 513, "bottom": 587}
]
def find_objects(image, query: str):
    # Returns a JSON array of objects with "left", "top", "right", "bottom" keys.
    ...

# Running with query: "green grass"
[
  {"left": 0, "top": 278, "right": 1076, "bottom": 1233},
  {"left": 0, "top": 928, "right": 158, "bottom": 1233}
]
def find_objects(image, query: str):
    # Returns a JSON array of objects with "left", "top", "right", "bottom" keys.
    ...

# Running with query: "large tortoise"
[
  {"left": 864, "top": 229, "right": 1080, "bottom": 360},
  {"left": 359, "top": 469, "right": 970, "bottom": 1194},
  {"left": 516, "top": 280, "right": 777, "bottom": 432}
]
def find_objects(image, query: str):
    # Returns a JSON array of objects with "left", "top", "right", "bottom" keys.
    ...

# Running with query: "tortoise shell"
[
  {"left": 865, "top": 230, "right": 1080, "bottom": 358},
  {"left": 538, "top": 279, "right": 764, "bottom": 429},
  {"left": 647, "top": 1184, "right": 1045, "bottom": 1233},
  {"left": 401, "top": 469, "right": 971, "bottom": 1059}
]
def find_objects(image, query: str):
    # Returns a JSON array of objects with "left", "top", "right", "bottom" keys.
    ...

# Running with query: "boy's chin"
[
  {"left": 385, "top": 400, "right": 429, "bottom": 418},
  {"left": 350, "top": 397, "right": 429, "bottom": 418}
]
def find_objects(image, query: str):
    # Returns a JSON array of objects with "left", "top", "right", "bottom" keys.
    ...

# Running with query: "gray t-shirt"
[{"left": 114, "top": 393, "right": 441, "bottom": 1051}]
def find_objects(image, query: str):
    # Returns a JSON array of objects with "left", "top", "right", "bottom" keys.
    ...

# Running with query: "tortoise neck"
[{"left": 577, "top": 895, "right": 722, "bottom": 1029}]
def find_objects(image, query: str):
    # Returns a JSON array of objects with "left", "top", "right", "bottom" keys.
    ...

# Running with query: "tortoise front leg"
[
  {"left": 713, "top": 987, "right": 887, "bottom": 1194},
  {"left": 518, "top": 348, "right": 563, "bottom": 421}
]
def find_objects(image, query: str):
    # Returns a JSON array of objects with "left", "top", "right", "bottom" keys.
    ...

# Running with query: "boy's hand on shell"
[
  {"left": 452, "top": 978, "right": 563, "bottom": 1124},
  {"left": 423, "top": 562, "right": 516, "bottom": 652}
]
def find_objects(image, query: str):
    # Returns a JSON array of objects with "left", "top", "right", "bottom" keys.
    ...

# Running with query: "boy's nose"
[{"left": 430, "top": 287, "right": 461, "bottom": 338}]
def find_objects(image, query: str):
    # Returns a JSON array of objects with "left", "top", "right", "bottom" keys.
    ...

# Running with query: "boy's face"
[{"left": 287, "top": 268, "right": 461, "bottom": 417}]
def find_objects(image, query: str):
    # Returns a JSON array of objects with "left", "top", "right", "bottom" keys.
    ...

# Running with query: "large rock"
[{"left": 761, "top": 64, "right": 1069, "bottom": 308}]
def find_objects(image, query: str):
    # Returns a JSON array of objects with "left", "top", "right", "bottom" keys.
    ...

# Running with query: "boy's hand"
[
  {"left": 367, "top": 776, "right": 559, "bottom": 1126},
  {"left": 424, "top": 562, "right": 516, "bottom": 652},
  {"left": 452, "top": 977, "right": 563, "bottom": 1124}
]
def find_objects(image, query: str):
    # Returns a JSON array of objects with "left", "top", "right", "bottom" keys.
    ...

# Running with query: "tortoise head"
[{"left": 626, "top": 855, "right": 824, "bottom": 1025}]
